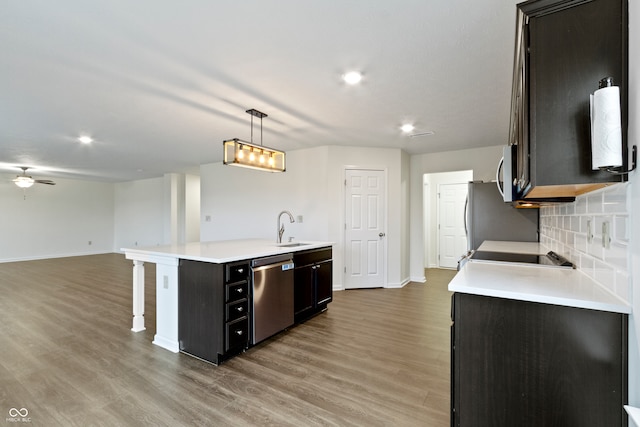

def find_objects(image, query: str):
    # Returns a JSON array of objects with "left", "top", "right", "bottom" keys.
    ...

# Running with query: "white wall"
[
  {"left": 409, "top": 145, "right": 504, "bottom": 280},
  {"left": 0, "top": 176, "right": 114, "bottom": 262},
  {"left": 200, "top": 145, "right": 410, "bottom": 289},
  {"left": 114, "top": 173, "right": 200, "bottom": 251},
  {"left": 185, "top": 174, "right": 201, "bottom": 243},
  {"left": 113, "top": 177, "right": 165, "bottom": 250},
  {"left": 200, "top": 146, "right": 330, "bottom": 242}
]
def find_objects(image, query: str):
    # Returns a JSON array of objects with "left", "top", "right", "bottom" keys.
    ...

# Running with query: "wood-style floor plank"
[{"left": 0, "top": 254, "right": 455, "bottom": 426}]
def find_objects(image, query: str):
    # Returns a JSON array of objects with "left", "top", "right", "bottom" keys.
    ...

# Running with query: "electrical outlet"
[
  {"left": 205, "top": 215, "right": 212, "bottom": 222},
  {"left": 587, "top": 219, "right": 593, "bottom": 243},
  {"left": 296, "top": 215, "right": 303, "bottom": 223},
  {"left": 163, "top": 275, "right": 169, "bottom": 289},
  {"left": 602, "top": 221, "right": 611, "bottom": 249},
  {"left": 88, "top": 240, "right": 92, "bottom": 245}
]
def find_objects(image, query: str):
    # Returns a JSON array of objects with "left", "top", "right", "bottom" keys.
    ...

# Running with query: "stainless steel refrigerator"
[{"left": 466, "top": 181, "right": 539, "bottom": 251}]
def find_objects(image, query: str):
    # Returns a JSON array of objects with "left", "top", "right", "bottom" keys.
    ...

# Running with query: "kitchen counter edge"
[
  {"left": 121, "top": 239, "right": 334, "bottom": 264},
  {"left": 449, "top": 261, "right": 630, "bottom": 314}
]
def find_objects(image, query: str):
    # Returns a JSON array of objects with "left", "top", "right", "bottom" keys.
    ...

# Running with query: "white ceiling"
[{"left": 1, "top": 0, "right": 519, "bottom": 182}]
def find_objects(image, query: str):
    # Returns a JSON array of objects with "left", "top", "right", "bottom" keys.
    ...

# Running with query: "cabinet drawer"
[
  {"left": 226, "top": 298, "right": 248, "bottom": 322},
  {"left": 293, "top": 247, "right": 332, "bottom": 267},
  {"left": 226, "top": 262, "right": 249, "bottom": 283},
  {"left": 226, "top": 281, "right": 247, "bottom": 302},
  {"left": 225, "top": 317, "right": 248, "bottom": 351}
]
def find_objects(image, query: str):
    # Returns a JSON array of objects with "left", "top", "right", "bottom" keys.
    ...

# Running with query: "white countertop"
[
  {"left": 449, "top": 260, "right": 630, "bottom": 314},
  {"left": 122, "top": 239, "right": 333, "bottom": 264},
  {"left": 624, "top": 406, "right": 640, "bottom": 426},
  {"left": 477, "top": 240, "right": 547, "bottom": 255}
]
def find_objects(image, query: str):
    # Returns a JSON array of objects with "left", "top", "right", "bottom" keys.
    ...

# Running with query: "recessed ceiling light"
[
  {"left": 343, "top": 71, "right": 363, "bottom": 85},
  {"left": 400, "top": 124, "right": 415, "bottom": 133},
  {"left": 78, "top": 136, "right": 93, "bottom": 144}
]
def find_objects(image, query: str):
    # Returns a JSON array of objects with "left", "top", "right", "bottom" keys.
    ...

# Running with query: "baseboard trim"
[{"left": 0, "top": 251, "right": 114, "bottom": 264}]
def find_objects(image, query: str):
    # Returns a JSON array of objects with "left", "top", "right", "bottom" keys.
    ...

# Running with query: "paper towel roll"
[{"left": 590, "top": 85, "right": 622, "bottom": 170}]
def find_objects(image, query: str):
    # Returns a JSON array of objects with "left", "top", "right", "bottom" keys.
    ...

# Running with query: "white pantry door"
[
  {"left": 438, "top": 183, "right": 468, "bottom": 268},
  {"left": 344, "top": 169, "right": 386, "bottom": 289}
]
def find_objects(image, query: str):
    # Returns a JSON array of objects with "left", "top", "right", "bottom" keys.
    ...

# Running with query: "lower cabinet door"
[
  {"left": 316, "top": 260, "right": 333, "bottom": 305},
  {"left": 453, "top": 293, "right": 627, "bottom": 427},
  {"left": 225, "top": 317, "right": 249, "bottom": 352},
  {"left": 294, "top": 265, "right": 314, "bottom": 321}
]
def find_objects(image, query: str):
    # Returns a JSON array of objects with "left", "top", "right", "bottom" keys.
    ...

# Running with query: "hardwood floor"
[{"left": 0, "top": 254, "right": 455, "bottom": 426}]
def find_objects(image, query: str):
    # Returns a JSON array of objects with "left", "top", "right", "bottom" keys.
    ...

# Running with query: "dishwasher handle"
[
  {"left": 251, "top": 253, "right": 294, "bottom": 268},
  {"left": 251, "top": 260, "right": 295, "bottom": 273}
]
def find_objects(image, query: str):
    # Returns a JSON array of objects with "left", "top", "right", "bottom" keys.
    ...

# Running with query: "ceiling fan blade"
[{"left": 34, "top": 179, "right": 56, "bottom": 185}]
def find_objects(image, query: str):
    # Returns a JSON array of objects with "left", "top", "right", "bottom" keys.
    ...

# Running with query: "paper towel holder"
[{"left": 593, "top": 77, "right": 636, "bottom": 174}]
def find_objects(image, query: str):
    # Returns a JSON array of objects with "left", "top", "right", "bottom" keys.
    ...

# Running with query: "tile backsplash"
[{"left": 539, "top": 183, "right": 630, "bottom": 302}]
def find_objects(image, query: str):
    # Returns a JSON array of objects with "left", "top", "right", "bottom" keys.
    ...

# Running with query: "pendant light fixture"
[{"left": 223, "top": 109, "right": 286, "bottom": 172}]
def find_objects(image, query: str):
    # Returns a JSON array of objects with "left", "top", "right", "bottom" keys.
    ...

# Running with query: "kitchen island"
[
  {"left": 122, "top": 239, "right": 332, "bottom": 353},
  {"left": 450, "top": 241, "right": 630, "bottom": 426}
]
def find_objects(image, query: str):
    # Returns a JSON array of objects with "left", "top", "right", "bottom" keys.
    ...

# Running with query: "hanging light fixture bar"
[{"left": 223, "top": 109, "right": 286, "bottom": 172}]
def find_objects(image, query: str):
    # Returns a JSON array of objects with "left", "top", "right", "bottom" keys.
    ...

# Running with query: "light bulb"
[
  {"left": 249, "top": 150, "right": 255, "bottom": 162},
  {"left": 268, "top": 156, "right": 275, "bottom": 166},
  {"left": 401, "top": 124, "right": 415, "bottom": 133},
  {"left": 343, "top": 71, "right": 363, "bottom": 85}
]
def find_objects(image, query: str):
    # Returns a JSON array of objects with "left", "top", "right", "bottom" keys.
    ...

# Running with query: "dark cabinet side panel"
[{"left": 178, "top": 260, "right": 225, "bottom": 363}]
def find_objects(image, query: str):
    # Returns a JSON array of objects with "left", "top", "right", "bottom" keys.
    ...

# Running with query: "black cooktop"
[{"left": 470, "top": 250, "right": 574, "bottom": 268}]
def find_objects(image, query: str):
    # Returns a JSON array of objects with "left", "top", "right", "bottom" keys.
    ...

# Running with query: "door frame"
[
  {"left": 342, "top": 166, "right": 389, "bottom": 289},
  {"left": 436, "top": 182, "right": 468, "bottom": 269},
  {"left": 422, "top": 170, "right": 473, "bottom": 269}
]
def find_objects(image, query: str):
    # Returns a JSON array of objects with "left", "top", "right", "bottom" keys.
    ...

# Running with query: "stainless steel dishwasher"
[{"left": 250, "top": 253, "right": 295, "bottom": 345}]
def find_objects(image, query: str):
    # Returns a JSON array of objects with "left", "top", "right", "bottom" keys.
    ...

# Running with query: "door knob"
[{"left": 379, "top": 232, "right": 386, "bottom": 237}]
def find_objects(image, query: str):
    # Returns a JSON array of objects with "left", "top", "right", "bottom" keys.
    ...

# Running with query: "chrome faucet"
[{"left": 277, "top": 210, "right": 295, "bottom": 243}]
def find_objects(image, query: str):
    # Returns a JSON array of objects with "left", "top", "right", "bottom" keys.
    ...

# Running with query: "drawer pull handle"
[
  {"left": 237, "top": 268, "right": 244, "bottom": 274},
  {"left": 235, "top": 330, "right": 243, "bottom": 336},
  {"left": 236, "top": 288, "right": 243, "bottom": 293},
  {"left": 236, "top": 307, "right": 244, "bottom": 312}
]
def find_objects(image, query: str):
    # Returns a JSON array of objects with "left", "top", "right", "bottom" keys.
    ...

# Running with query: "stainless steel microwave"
[{"left": 498, "top": 144, "right": 529, "bottom": 203}]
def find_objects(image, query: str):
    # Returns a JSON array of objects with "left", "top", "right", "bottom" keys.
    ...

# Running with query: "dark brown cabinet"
[
  {"left": 451, "top": 293, "right": 628, "bottom": 427},
  {"left": 293, "top": 248, "right": 332, "bottom": 323},
  {"left": 178, "top": 259, "right": 250, "bottom": 365},
  {"left": 510, "top": 0, "right": 628, "bottom": 200}
]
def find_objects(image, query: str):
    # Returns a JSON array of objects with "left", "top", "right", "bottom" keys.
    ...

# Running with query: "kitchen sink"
[{"left": 276, "top": 242, "right": 310, "bottom": 248}]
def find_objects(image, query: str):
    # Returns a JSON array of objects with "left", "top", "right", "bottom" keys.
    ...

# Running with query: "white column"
[
  {"left": 163, "top": 173, "right": 186, "bottom": 246},
  {"left": 125, "top": 252, "right": 180, "bottom": 353},
  {"left": 131, "top": 260, "right": 146, "bottom": 332}
]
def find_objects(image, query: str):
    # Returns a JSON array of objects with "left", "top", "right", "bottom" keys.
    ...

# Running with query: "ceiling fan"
[{"left": 12, "top": 167, "right": 56, "bottom": 188}]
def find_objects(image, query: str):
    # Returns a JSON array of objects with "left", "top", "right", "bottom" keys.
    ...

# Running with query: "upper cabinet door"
[{"left": 511, "top": 0, "right": 628, "bottom": 199}]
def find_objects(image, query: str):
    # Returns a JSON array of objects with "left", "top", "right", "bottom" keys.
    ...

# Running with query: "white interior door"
[
  {"left": 438, "top": 183, "right": 468, "bottom": 268},
  {"left": 344, "top": 169, "right": 386, "bottom": 289}
]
